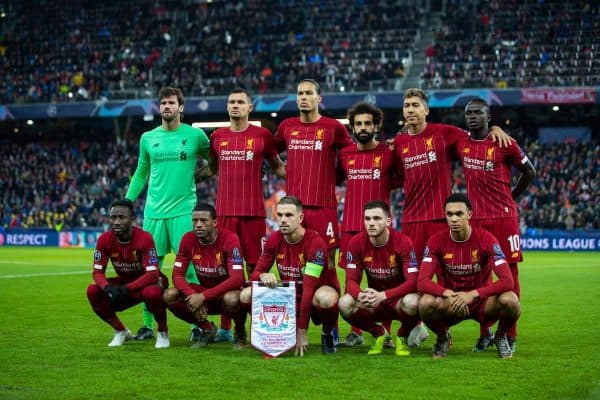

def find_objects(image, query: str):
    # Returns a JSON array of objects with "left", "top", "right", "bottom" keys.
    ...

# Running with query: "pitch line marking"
[{"left": 0, "top": 266, "right": 173, "bottom": 279}]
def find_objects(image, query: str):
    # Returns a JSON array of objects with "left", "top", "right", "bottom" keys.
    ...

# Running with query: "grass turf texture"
[{"left": 0, "top": 248, "right": 599, "bottom": 400}]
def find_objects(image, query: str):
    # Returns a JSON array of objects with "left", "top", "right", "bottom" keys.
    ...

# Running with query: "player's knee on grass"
[
  {"left": 338, "top": 293, "right": 357, "bottom": 318},
  {"left": 223, "top": 290, "right": 241, "bottom": 313},
  {"left": 313, "top": 285, "right": 339, "bottom": 308},
  {"left": 162, "top": 287, "right": 180, "bottom": 305},
  {"left": 399, "top": 293, "right": 420, "bottom": 316},
  {"left": 239, "top": 287, "right": 252, "bottom": 305}
]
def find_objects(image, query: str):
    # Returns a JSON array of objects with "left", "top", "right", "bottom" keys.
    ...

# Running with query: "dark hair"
[
  {"left": 347, "top": 102, "right": 383, "bottom": 127},
  {"left": 298, "top": 78, "right": 321, "bottom": 94},
  {"left": 193, "top": 203, "right": 217, "bottom": 219},
  {"left": 465, "top": 97, "right": 489, "bottom": 112},
  {"left": 403, "top": 88, "right": 428, "bottom": 105},
  {"left": 445, "top": 193, "right": 472, "bottom": 211},
  {"left": 229, "top": 87, "right": 252, "bottom": 103},
  {"left": 110, "top": 199, "right": 134, "bottom": 216},
  {"left": 278, "top": 195, "right": 303, "bottom": 211},
  {"left": 364, "top": 200, "right": 390, "bottom": 217},
  {"left": 158, "top": 86, "right": 185, "bottom": 106}
]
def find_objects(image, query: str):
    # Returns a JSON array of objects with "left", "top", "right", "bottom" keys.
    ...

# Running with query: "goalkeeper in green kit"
[{"left": 126, "top": 86, "right": 209, "bottom": 341}]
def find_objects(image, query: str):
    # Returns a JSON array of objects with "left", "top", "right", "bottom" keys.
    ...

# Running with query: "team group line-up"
[{"left": 86, "top": 80, "right": 536, "bottom": 359}]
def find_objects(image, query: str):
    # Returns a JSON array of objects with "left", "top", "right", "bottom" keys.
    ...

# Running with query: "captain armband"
[{"left": 304, "top": 262, "right": 324, "bottom": 278}]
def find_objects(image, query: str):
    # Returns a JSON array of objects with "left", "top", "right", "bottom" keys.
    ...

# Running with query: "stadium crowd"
[
  {"left": 1, "top": 134, "right": 597, "bottom": 231},
  {"left": 2, "top": 1, "right": 599, "bottom": 104},
  {"left": 0, "top": 0, "right": 418, "bottom": 104},
  {"left": 421, "top": 0, "right": 600, "bottom": 89}
]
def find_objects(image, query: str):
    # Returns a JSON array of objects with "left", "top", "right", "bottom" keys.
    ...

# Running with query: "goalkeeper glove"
[{"left": 104, "top": 285, "right": 129, "bottom": 309}]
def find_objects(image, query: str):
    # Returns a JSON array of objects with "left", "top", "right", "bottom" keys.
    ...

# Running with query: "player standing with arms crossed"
[{"left": 126, "top": 87, "right": 210, "bottom": 341}]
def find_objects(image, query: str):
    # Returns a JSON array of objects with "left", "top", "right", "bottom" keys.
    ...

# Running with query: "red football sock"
[
  {"left": 396, "top": 310, "right": 419, "bottom": 338},
  {"left": 422, "top": 318, "right": 448, "bottom": 336},
  {"left": 345, "top": 309, "right": 385, "bottom": 337},
  {"left": 166, "top": 301, "right": 196, "bottom": 325},
  {"left": 351, "top": 326, "right": 363, "bottom": 335},
  {"left": 315, "top": 304, "right": 338, "bottom": 334},
  {"left": 143, "top": 286, "right": 168, "bottom": 332},
  {"left": 479, "top": 320, "right": 495, "bottom": 337},
  {"left": 87, "top": 284, "right": 126, "bottom": 331},
  {"left": 220, "top": 314, "right": 232, "bottom": 330}
]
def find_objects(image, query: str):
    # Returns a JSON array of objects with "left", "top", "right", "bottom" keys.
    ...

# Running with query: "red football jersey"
[
  {"left": 275, "top": 116, "right": 353, "bottom": 207},
  {"left": 345, "top": 229, "right": 418, "bottom": 300},
  {"left": 251, "top": 229, "right": 331, "bottom": 329},
  {"left": 393, "top": 123, "right": 464, "bottom": 222},
  {"left": 418, "top": 226, "right": 513, "bottom": 299},
  {"left": 339, "top": 142, "right": 397, "bottom": 232},
  {"left": 173, "top": 229, "right": 245, "bottom": 300},
  {"left": 92, "top": 226, "right": 160, "bottom": 291},
  {"left": 457, "top": 136, "right": 530, "bottom": 219},
  {"left": 210, "top": 124, "right": 278, "bottom": 217}
]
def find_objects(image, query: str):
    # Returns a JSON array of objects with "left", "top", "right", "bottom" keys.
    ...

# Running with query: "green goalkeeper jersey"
[{"left": 126, "top": 123, "right": 209, "bottom": 219}]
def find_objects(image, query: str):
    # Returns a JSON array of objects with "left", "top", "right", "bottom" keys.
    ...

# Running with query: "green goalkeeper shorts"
[{"left": 143, "top": 214, "right": 191, "bottom": 257}]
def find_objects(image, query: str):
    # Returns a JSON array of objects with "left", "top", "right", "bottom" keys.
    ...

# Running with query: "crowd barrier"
[
  {"left": 2, "top": 227, "right": 599, "bottom": 252},
  {"left": 521, "top": 229, "right": 600, "bottom": 251},
  {"left": 0, "top": 228, "right": 102, "bottom": 248}
]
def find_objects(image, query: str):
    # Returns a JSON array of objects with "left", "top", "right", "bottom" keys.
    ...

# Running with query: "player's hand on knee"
[
  {"left": 193, "top": 305, "right": 208, "bottom": 321},
  {"left": 186, "top": 293, "right": 205, "bottom": 311},
  {"left": 448, "top": 294, "right": 467, "bottom": 316},
  {"left": 363, "top": 288, "right": 385, "bottom": 309}
]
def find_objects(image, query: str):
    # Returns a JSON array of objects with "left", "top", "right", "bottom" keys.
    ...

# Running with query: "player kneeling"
[
  {"left": 240, "top": 196, "right": 340, "bottom": 356},
  {"left": 417, "top": 193, "right": 520, "bottom": 359},
  {"left": 86, "top": 199, "right": 170, "bottom": 349},
  {"left": 163, "top": 204, "right": 247, "bottom": 348},
  {"left": 339, "top": 201, "right": 421, "bottom": 356}
]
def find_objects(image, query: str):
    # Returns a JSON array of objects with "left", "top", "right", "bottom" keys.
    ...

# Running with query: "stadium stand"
[
  {"left": 0, "top": 0, "right": 174, "bottom": 104},
  {"left": 420, "top": 0, "right": 600, "bottom": 89},
  {"left": 0, "top": 0, "right": 418, "bottom": 103}
]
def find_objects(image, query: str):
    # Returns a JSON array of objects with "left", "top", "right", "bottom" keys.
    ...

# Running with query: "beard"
[
  {"left": 354, "top": 131, "right": 375, "bottom": 144},
  {"left": 162, "top": 112, "right": 178, "bottom": 122}
]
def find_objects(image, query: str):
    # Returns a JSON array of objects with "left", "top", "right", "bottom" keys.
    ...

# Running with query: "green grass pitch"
[{"left": 0, "top": 247, "right": 599, "bottom": 400}]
